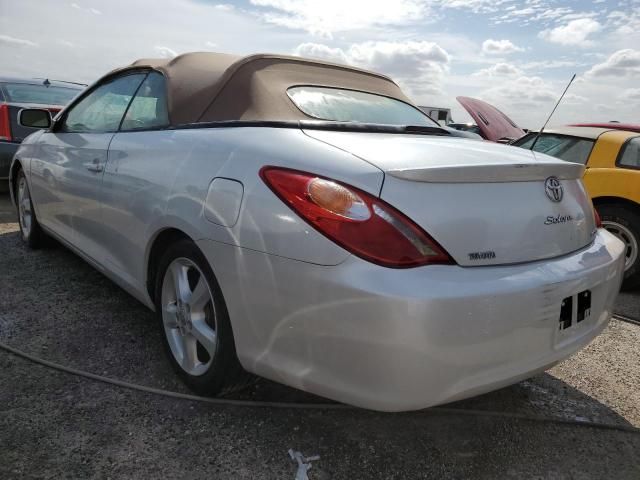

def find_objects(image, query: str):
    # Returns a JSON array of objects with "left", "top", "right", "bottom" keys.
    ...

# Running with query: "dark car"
[
  {"left": 447, "top": 122, "right": 482, "bottom": 136},
  {"left": 1, "top": 77, "right": 84, "bottom": 190}
]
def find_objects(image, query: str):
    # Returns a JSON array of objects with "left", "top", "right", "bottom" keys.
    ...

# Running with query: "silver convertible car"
[{"left": 10, "top": 52, "right": 625, "bottom": 411}]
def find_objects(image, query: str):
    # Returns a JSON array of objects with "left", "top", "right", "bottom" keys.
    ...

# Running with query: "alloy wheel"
[
  {"left": 602, "top": 220, "right": 638, "bottom": 272},
  {"left": 17, "top": 176, "right": 32, "bottom": 239},
  {"left": 161, "top": 257, "right": 218, "bottom": 376}
]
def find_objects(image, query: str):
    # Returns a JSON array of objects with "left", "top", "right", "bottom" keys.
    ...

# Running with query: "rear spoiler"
[{"left": 386, "top": 162, "right": 585, "bottom": 183}]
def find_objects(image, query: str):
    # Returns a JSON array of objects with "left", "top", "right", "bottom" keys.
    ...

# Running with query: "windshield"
[
  {"left": 513, "top": 133, "right": 595, "bottom": 164},
  {"left": 287, "top": 86, "right": 438, "bottom": 127},
  {"left": 1, "top": 83, "right": 81, "bottom": 105}
]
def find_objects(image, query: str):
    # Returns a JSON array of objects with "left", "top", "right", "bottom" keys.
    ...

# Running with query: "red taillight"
[
  {"left": 260, "top": 166, "right": 453, "bottom": 268},
  {"left": 594, "top": 208, "right": 602, "bottom": 228},
  {"left": 0, "top": 104, "right": 11, "bottom": 142}
]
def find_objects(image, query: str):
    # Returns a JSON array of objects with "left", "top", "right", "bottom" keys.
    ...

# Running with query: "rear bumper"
[
  {"left": 0, "top": 141, "right": 18, "bottom": 190},
  {"left": 198, "top": 229, "right": 625, "bottom": 411}
]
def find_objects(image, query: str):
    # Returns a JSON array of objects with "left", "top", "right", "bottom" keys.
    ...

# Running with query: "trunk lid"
[
  {"left": 303, "top": 130, "right": 595, "bottom": 266},
  {"left": 457, "top": 96, "right": 525, "bottom": 143}
]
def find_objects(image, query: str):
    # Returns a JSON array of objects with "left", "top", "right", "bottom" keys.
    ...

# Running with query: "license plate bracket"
[
  {"left": 559, "top": 296, "right": 572, "bottom": 330},
  {"left": 558, "top": 289, "right": 592, "bottom": 330},
  {"left": 577, "top": 290, "right": 592, "bottom": 323}
]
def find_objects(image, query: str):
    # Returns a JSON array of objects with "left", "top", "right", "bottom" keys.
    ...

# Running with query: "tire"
[
  {"left": 15, "top": 169, "right": 45, "bottom": 249},
  {"left": 154, "top": 239, "right": 249, "bottom": 395},
  {"left": 598, "top": 204, "right": 640, "bottom": 290}
]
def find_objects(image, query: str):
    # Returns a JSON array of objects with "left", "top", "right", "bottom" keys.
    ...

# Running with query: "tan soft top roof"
[{"left": 103, "top": 52, "right": 414, "bottom": 126}]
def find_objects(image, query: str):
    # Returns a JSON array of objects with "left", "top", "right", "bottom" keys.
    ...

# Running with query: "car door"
[
  {"left": 99, "top": 72, "right": 176, "bottom": 293},
  {"left": 30, "top": 73, "right": 146, "bottom": 262}
]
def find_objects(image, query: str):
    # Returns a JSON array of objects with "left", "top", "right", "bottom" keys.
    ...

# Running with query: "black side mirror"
[{"left": 18, "top": 108, "right": 52, "bottom": 129}]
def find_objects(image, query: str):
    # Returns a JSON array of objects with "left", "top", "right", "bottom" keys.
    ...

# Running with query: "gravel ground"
[{"left": 1, "top": 193, "right": 639, "bottom": 479}]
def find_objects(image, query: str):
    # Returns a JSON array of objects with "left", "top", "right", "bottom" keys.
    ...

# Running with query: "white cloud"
[
  {"left": 348, "top": 41, "right": 450, "bottom": 95},
  {"left": 293, "top": 40, "right": 450, "bottom": 96},
  {"left": 204, "top": 41, "right": 218, "bottom": 49},
  {"left": 521, "top": 60, "right": 579, "bottom": 70},
  {"left": 154, "top": 46, "right": 178, "bottom": 58},
  {"left": 250, "top": 0, "right": 429, "bottom": 37},
  {"left": 481, "top": 39, "right": 523, "bottom": 55},
  {"left": 0, "top": 34, "right": 37, "bottom": 47},
  {"left": 293, "top": 43, "right": 349, "bottom": 64},
  {"left": 473, "top": 62, "right": 523, "bottom": 77},
  {"left": 562, "top": 93, "right": 589, "bottom": 104},
  {"left": 608, "top": 10, "right": 640, "bottom": 41},
  {"left": 622, "top": 88, "right": 640, "bottom": 101},
  {"left": 586, "top": 49, "right": 640, "bottom": 77},
  {"left": 559, "top": 12, "right": 598, "bottom": 22},
  {"left": 595, "top": 103, "right": 615, "bottom": 113},
  {"left": 534, "top": 7, "right": 573, "bottom": 22},
  {"left": 214, "top": 4, "right": 234, "bottom": 11},
  {"left": 57, "top": 39, "right": 75, "bottom": 48},
  {"left": 507, "top": 7, "right": 536, "bottom": 16},
  {"left": 442, "top": 0, "right": 516, "bottom": 14},
  {"left": 480, "top": 75, "right": 558, "bottom": 110},
  {"left": 71, "top": 3, "right": 102, "bottom": 14},
  {"left": 539, "top": 18, "right": 601, "bottom": 46},
  {"left": 349, "top": 41, "right": 449, "bottom": 71}
]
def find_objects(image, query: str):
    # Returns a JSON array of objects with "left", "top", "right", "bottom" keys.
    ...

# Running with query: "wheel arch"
[
  {"left": 8, "top": 158, "right": 23, "bottom": 206},
  {"left": 145, "top": 227, "right": 194, "bottom": 302},
  {"left": 592, "top": 196, "right": 640, "bottom": 215}
]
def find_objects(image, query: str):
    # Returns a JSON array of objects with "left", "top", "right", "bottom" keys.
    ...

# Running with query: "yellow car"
[{"left": 513, "top": 125, "right": 640, "bottom": 288}]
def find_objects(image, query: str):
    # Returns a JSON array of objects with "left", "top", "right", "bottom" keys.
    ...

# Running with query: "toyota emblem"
[{"left": 544, "top": 176, "right": 563, "bottom": 202}]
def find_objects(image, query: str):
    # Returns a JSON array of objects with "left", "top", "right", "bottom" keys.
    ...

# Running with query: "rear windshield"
[
  {"left": 1, "top": 83, "right": 81, "bottom": 105},
  {"left": 287, "top": 86, "right": 438, "bottom": 127},
  {"left": 512, "top": 133, "right": 595, "bottom": 164}
]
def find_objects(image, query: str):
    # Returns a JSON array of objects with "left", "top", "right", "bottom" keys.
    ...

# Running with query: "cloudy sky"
[{"left": 1, "top": 0, "right": 639, "bottom": 128}]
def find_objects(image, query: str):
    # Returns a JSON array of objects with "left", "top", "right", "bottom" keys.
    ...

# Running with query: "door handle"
[{"left": 86, "top": 158, "right": 104, "bottom": 173}]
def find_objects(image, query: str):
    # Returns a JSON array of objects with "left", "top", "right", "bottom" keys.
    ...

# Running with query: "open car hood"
[{"left": 457, "top": 96, "right": 525, "bottom": 143}]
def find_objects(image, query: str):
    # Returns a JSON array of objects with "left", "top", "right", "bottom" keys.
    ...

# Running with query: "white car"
[{"left": 10, "top": 52, "right": 625, "bottom": 411}]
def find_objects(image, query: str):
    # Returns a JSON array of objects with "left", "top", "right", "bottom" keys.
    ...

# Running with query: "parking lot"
[{"left": 1, "top": 192, "right": 639, "bottom": 479}]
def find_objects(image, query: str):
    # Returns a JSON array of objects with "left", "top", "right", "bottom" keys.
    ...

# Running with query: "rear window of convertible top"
[{"left": 287, "top": 86, "right": 438, "bottom": 127}]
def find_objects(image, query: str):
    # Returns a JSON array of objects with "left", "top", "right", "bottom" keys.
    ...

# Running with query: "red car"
[{"left": 570, "top": 123, "right": 640, "bottom": 134}]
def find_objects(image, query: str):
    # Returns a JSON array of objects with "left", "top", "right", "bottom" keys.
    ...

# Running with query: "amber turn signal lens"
[{"left": 306, "top": 178, "right": 371, "bottom": 220}]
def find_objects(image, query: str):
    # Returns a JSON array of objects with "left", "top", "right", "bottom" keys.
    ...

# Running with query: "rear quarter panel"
[
  {"left": 102, "top": 127, "right": 382, "bottom": 300},
  {"left": 162, "top": 127, "right": 384, "bottom": 266}
]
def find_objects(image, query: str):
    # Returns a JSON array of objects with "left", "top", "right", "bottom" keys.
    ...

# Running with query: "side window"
[
  {"left": 120, "top": 72, "right": 169, "bottom": 131},
  {"left": 62, "top": 74, "right": 145, "bottom": 133},
  {"left": 618, "top": 137, "right": 640, "bottom": 169}
]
